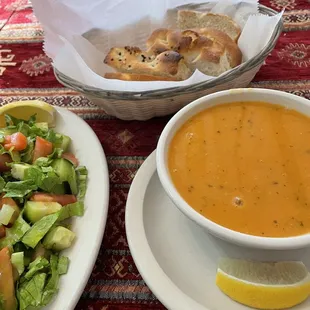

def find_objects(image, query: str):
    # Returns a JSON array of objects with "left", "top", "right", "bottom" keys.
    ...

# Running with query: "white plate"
[
  {"left": 46, "top": 108, "right": 109, "bottom": 310},
  {"left": 126, "top": 151, "right": 310, "bottom": 310}
]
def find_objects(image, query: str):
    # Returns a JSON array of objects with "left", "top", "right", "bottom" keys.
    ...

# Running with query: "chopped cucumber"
[
  {"left": 11, "top": 251, "right": 24, "bottom": 275},
  {"left": 43, "top": 226, "right": 75, "bottom": 251},
  {"left": 0, "top": 204, "right": 15, "bottom": 225},
  {"left": 24, "top": 201, "right": 62, "bottom": 223}
]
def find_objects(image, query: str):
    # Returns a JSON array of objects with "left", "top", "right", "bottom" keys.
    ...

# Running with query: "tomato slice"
[
  {"left": 4, "top": 132, "right": 27, "bottom": 151},
  {"left": 30, "top": 193, "right": 77, "bottom": 206},
  {"left": 61, "top": 152, "right": 79, "bottom": 167},
  {"left": 0, "top": 197, "right": 17, "bottom": 208},
  {"left": 0, "top": 154, "right": 12, "bottom": 172},
  {"left": 0, "top": 247, "right": 17, "bottom": 310},
  {"left": 32, "top": 136, "right": 53, "bottom": 163}
]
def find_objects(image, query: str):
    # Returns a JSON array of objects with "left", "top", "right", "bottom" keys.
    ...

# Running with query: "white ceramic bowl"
[{"left": 156, "top": 88, "right": 310, "bottom": 250}]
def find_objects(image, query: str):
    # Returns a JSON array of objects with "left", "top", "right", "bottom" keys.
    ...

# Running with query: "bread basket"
[{"left": 54, "top": 4, "right": 283, "bottom": 121}]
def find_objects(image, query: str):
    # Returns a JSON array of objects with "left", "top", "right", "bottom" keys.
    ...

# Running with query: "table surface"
[{"left": 0, "top": 0, "right": 310, "bottom": 309}]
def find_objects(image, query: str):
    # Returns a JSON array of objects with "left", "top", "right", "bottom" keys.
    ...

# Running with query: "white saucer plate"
[{"left": 126, "top": 151, "right": 310, "bottom": 310}]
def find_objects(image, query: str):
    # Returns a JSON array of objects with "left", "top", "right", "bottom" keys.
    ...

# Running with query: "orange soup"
[{"left": 168, "top": 102, "right": 310, "bottom": 237}]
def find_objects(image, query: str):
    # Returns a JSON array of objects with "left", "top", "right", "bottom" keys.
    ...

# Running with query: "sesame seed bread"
[{"left": 104, "top": 47, "right": 192, "bottom": 80}]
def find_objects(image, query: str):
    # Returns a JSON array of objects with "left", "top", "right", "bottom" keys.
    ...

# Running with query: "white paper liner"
[{"left": 31, "top": 0, "right": 282, "bottom": 92}]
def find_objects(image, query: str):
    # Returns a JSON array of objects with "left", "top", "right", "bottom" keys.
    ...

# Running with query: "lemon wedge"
[
  {"left": 216, "top": 258, "right": 310, "bottom": 309},
  {"left": 0, "top": 100, "right": 56, "bottom": 128}
]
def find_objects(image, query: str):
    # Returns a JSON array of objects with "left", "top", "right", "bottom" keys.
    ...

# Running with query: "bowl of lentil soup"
[{"left": 156, "top": 88, "right": 310, "bottom": 250}]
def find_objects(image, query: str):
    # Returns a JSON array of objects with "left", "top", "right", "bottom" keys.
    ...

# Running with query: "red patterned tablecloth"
[{"left": 0, "top": 0, "right": 309, "bottom": 309}]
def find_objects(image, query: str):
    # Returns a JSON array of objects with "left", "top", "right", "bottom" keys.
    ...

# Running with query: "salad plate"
[
  {"left": 125, "top": 151, "right": 310, "bottom": 310},
  {"left": 0, "top": 106, "right": 109, "bottom": 310}
]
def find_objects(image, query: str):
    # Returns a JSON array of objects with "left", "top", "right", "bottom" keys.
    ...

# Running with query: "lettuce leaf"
[
  {"left": 41, "top": 255, "right": 59, "bottom": 306},
  {"left": 21, "top": 138, "right": 34, "bottom": 163},
  {"left": 24, "top": 257, "right": 49, "bottom": 281},
  {"left": 16, "top": 122, "right": 30, "bottom": 137},
  {"left": 0, "top": 214, "right": 30, "bottom": 250},
  {"left": 40, "top": 171, "right": 62, "bottom": 192},
  {"left": 3, "top": 180, "right": 37, "bottom": 198},
  {"left": 57, "top": 256, "right": 69, "bottom": 275},
  {"left": 48, "top": 148, "right": 63, "bottom": 159},
  {"left": 76, "top": 166, "right": 88, "bottom": 201},
  {"left": 18, "top": 273, "right": 47, "bottom": 310},
  {"left": 5, "top": 114, "right": 28, "bottom": 127},
  {"left": 34, "top": 157, "right": 52, "bottom": 167},
  {"left": 22, "top": 212, "right": 60, "bottom": 248},
  {"left": 24, "top": 166, "right": 42, "bottom": 185},
  {"left": 58, "top": 201, "right": 84, "bottom": 221},
  {"left": 0, "top": 143, "right": 21, "bottom": 162},
  {"left": 24, "top": 166, "right": 62, "bottom": 193},
  {"left": 0, "top": 176, "right": 5, "bottom": 192},
  {"left": 45, "top": 129, "right": 59, "bottom": 144},
  {"left": 8, "top": 149, "right": 21, "bottom": 162}
]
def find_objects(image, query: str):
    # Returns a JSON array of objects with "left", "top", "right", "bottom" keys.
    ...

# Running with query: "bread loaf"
[
  {"left": 177, "top": 10, "right": 241, "bottom": 42},
  {"left": 146, "top": 28, "right": 241, "bottom": 76},
  {"left": 103, "top": 12, "right": 243, "bottom": 81},
  {"left": 104, "top": 72, "right": 179, "bottom": 81},
  {"left": 194, "top": 28, "right": 242, "bottom": 68},
  {"left": 104, "top": 47, "right": 192, "bottom": 80}
]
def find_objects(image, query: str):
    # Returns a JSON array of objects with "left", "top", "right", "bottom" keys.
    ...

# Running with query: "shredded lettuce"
[
  {"left": 0, "top": 142, "right": 20, "bottom": 162},
  {"left": 58, "top": 201, "right": 84, "bottom": 221},
  {"left": 41, "top": 166, "right": 54, "bottom": 173},
  {"left": 0, "top": 126, "right": 16, "bottom": 137},
  {"left": 5, "top": 114, "right": 34, "bottom": 127},
  {"left": 18, "top": 273, "right": 47, "bottom": 310},
  {"left": 24, "top": 257, "right": 49, "bottom": 281},
  {"left": 22, "top": 212, "right": 60, "bottom": 248},
  {"left": 45, "top": 129, "right": 60, "bottom": 144},
  {"left": 0, "top": 214, "right": 30, "bottom": 249},
  {"left": 3, "top": 180, "right": 37, "bottom": 198},
  {"left": 0, "top": 176, "right": 5, "bottom": 192},
  {"left": 76, "top": 166, "right": 87, "bottom": 175},
  {"left": 21, "top": 138, "right": 34, "bottom": 163},
  {"left": 57, "top": 256, "right": 69, "bottom": 275},
  {"left": 16, "top": 122, "right": 30, "bottom": 137},
  {"left": 41, "top": 255, "right": 59, "bottom": 306},
  {"left": 16, "top": 254, "right": 64, "bottom": 308},
  {"left": 48, "top": 148, "right": 63, "bottom": 159},
  {"left": 34, "top": 157, "right": 52, "bottom": 167},
  {"left": 40, "top": 171, "right": 62, "bottom": 192},
  {"left": 23, "top": 165, "right": 62, "bottom": 193},
  {"left": 24, "top": 166, "right": 42, "bottom": 184},
  {"left": 76, "top": 166, "right": 88, "bottom": 201},
  {"left": 8, "top": 149, "right": 21, "bottom": 162}
]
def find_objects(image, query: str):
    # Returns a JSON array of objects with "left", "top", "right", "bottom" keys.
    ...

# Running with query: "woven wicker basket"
[{"left": 54, "top": 4, "right": 283, "bottom": 121}]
